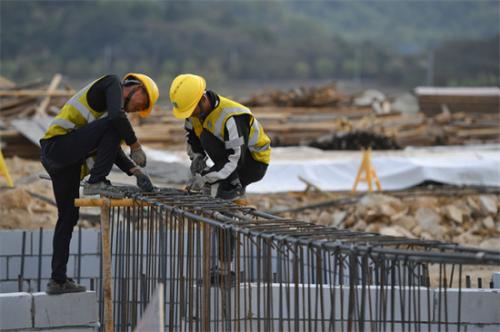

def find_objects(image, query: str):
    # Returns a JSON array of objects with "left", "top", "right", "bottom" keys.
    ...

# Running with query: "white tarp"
[{"left": 145, "top": 144, "right": 500, "bottom": 193}]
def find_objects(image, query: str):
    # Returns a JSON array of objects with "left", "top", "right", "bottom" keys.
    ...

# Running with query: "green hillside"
[{"left": 0, "top": 0, "right": 498, "bottom": 87}]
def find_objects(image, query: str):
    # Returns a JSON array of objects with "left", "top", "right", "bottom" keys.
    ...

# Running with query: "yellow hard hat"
[
  {"left": 169, "top": 74, "right": 206, "bottom": 119},
  {"left": 122, "top": 73, "right": 159, "bottom": 118}
]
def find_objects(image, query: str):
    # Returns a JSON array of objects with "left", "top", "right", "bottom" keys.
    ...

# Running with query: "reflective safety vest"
[
  {"left": 42, "top": 78, "right": 107, "bottom": 179},
  {"left": 187, "top": 96, "right": 271, "bottom": 164}
]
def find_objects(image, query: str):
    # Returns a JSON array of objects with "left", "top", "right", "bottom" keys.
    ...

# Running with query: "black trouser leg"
[
  {"left": 40, "top": 118, "right": 121, "bottom": 282},
  {"left": 238, "top": 156, "right": 268, "bottom": 188},
  {"left": 49, "top": 163, "right": 81, "bottom": 282},
  {"left": 40, "top": 118, "right": 121, "bottom": 183}
]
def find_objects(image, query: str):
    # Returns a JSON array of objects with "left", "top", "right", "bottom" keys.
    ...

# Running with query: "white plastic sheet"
[{"left": 144, "top": 144, "right": 500, "bottom": 193}]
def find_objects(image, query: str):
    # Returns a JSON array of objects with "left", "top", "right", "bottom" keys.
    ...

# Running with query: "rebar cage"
[{"left": 96, "top": 187, "right": 500, "bottom": 331}]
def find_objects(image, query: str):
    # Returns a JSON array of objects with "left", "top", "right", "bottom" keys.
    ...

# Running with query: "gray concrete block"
[
  {"left": 33, "top": 291, "right": 98, "bottom": 328},
  {"left": 0, "top": 280, "right": 19, "bottom": 293},
  {"left": 28, "top": 229, "right": 53, "bottom": 255},
  {"left": 32, "top": 327, "right": 98, "bottom": 332},
  {"left": 0, "top": 256, "right": 7, "bottom": 279},
  {"left": 69, "top": 229, "right": 100, "bottom": 254},
  {"left": 0, "top": 231, "right": 29, "bottom": 255},
  {"left": 0, "top": 292, "right": 33, "bottom": 330},
  {"left": 492, "top": 272, "right": 500, "bottom": 289},
  {"left": 79, "top": 256, "right": 100, "bottom": 278},
  {"left": 434, "top": 288, "right": 500, "bottom": 324}
]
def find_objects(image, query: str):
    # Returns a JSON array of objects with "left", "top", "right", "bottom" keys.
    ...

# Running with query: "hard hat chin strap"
[{"left": 122, "top": 85, "right": 144, "bottom": 111}]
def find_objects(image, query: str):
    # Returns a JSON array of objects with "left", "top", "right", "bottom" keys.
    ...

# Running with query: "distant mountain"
[{"left": 0, "top": 0, "right": 497, "bottom": 86}]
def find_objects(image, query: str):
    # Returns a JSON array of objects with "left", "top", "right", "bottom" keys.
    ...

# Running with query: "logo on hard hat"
[{"left": 172, "top": 101, "right": 179, "bottom": 109}]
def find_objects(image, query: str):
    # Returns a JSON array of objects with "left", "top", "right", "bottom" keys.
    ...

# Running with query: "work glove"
[
  {"left": 190, "top": 154, "right": 207, "bottom": 175},
  {"left": 133, "top": 170, "right": 154, "bottom": 192},
  {"left": 130, "top": 145, "right": 147, "bottom": 167},
  {"left": 187, "top": 173, "right": 206, "bottom": 192}
]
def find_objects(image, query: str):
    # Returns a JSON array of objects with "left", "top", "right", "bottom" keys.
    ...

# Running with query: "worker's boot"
[
  {"left": 46, "top": 278, "right": 86, "bottom": 295},
  {"left": 214, "top": 179, "right": 245, "bottom": 201},
  {"left": 83, "top": 179, "right": 124, "bottom": 198}
]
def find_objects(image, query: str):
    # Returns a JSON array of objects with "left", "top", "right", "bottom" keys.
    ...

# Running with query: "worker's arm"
[
  {"left": 114, "top": 148, "right": 136, "bottom": 175},
  {"left": 202, "top": 116, "right": 249, "bottom": 184},
  {"left": 115, "top": 150, "right": 154, "bottom": 191},
  {"left": 87, "top": 75, "right": 138, "bottom": 146},
  {"left": 185, "top": 119, "right": 205, "bottom": 159}
]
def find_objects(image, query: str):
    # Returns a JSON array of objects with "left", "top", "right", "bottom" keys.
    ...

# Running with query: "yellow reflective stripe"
[
  {"left": 66, "top": 81, "right": 95, "bottom": 122},
  {"left": 68, "top": 99, "right": 94, "bottom": 122},
  {"left": 249, "top": 142, "right": 270, "bottom": 153},
  {"left": 50, "top": 118, "right": 75, "bottom": 130},
  {"left": 213, "top": 107, "right": 250, "bottom": 138},
  {"left": 248, "top": 119, "right": 261, "bottom": 147}
]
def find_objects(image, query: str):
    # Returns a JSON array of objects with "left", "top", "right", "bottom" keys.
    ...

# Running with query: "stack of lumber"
[
  {"left": 137, "top": 84, "right": 498, "bottom": 150},
  {"left": 241, "top": 82, "right": 349, "bottom": 107},
  {"left": 0, "top": 74, "right": 74, "bottom": 158},
  {"left": 1, "top": 78, "right": 499, "bottom": 159},
  {"left": 415, "top": 87, "right": 500, "bottom": 115},
  {"left": 138, "top": 106, "right": 499, "bottom": 150}
]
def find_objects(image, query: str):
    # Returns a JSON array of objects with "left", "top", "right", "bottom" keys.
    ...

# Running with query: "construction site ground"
[{"left": 1, "top": 156, "right": 499, "bottom": 254}]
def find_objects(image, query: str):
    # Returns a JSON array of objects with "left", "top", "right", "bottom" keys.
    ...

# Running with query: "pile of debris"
[
  {"left": 0, "top": 74, "right": 74, "bottom": 158},
  {"left": 309, "top": 131, "right": 400, "bottom": 150},
  {"left": 248, "top": 190, "right": 500, "bottom": 250}
]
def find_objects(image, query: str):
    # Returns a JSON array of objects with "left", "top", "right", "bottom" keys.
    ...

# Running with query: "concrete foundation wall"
[{"left": 0, "top": 291, "right": 98, "bottom": 331}]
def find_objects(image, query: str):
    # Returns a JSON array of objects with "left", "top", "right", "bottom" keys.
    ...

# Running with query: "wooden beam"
[
  {"left": 100, "top": 198, "right": 113, "bottom": 332},
  {"left": 0, "top": 89, "right": 75, "bottom": 97},
  {"left": 36, "top": 74, "right": 62, "bottom": 116},
  {"left": 75, "top": 198, "right": 149, "bottom": 207}
]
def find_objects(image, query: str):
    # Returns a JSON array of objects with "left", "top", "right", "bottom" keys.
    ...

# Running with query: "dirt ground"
[{"left": 1, "top": 157, "right": 499, "bottom": 253}]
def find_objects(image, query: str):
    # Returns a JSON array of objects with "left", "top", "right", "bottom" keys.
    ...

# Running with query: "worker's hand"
[
  {"left": 130, "top": 144, "right": 147, "bottom": 167},
  {"left": 187, "top": 173, "right": 206, "bottom": 192},
  {"left": 190, "top": 154, "right": 207, "bottom": 175},
  {"left": 132, "top": 168, "right": 154, "bottom": 192}
]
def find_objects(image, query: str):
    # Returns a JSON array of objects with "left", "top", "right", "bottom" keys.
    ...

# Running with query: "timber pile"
[
  {"left": 1, "top": 77, "right": 498, "bottom": 159},
  {"left": 415, "top": 87, "right": 500, "bottom": 115},
  {"left": 241, "top": 82, "right": 349, "bottom": 107},
  {"left": 0, "top": 74, "right": 74, "bottom": 158},
  {"left": 140, "top": 83, "right": 498, "bottom": 150}
]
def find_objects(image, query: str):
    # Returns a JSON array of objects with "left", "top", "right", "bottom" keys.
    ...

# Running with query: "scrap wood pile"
[
  {"left": 0, "top": 74, "right": 74, "bottom": 158},
  {"left": 240, "top": 82, "right": 349, "bottom": 107}
]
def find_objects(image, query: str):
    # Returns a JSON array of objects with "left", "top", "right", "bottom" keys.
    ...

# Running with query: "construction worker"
[
  {"left": 40, "top": 73, "right": 159, "bottom": 294},
  {"left": 169, "top": 74, "right": 271, "bottom": 201}
]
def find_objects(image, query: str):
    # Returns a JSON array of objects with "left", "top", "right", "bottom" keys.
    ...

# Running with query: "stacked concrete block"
[{"left": 0, "top": 291, "right": 98, "bottom": 331}]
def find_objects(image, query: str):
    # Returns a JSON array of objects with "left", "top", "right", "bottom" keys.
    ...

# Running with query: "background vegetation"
[{"left": 0, "top": 0, "right": 498, "bottom": 90}]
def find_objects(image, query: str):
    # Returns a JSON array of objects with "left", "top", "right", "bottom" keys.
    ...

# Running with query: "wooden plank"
[
  {"left": 101, "top": 199, "right": 113, "bottom": 332},
  {"left": 75, "top": 198, "right": 149, "bottom": 207},
  {"left": 0, "top": 89, "right": 74, "bottom": 97},
  {"left": 36, "top": 74, "right": 62, "bottom": 116}
]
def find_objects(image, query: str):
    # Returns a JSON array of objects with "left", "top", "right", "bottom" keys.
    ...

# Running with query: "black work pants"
[
  {"left": 200, "top": 130, "right": 268, "bottom": 190},
  {"left": 40, "top": 118, "right": 121, "bottom": 282}
]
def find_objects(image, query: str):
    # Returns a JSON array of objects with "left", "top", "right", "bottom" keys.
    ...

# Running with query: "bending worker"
[
  {"left": 40, "top": 73, "right": 159, "bottom": 294},
  {"left": 169, "top": 73, "right": 271, "bottom": 201}
]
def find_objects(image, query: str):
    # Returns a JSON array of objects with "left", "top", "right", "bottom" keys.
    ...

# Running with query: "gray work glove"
[
  {"left": 133, "top": 169, "right": 154, "bottom": 192},
  {"left": 190, "top": 154, "right": 207, "bottom": 175},
  {"left": 187, "top": 173, "right": 206, "bottom": 192},
  {"left": 130, "top": 146, "right": 147, "bottom": 167}
]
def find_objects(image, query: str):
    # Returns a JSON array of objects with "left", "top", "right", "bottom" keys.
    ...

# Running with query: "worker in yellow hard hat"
[
  {"left": 40, "top": 73, "right": 159, "bottom": 294},
  {"left": 169, "top": 74, "right": 271, "bottom": 202}
]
